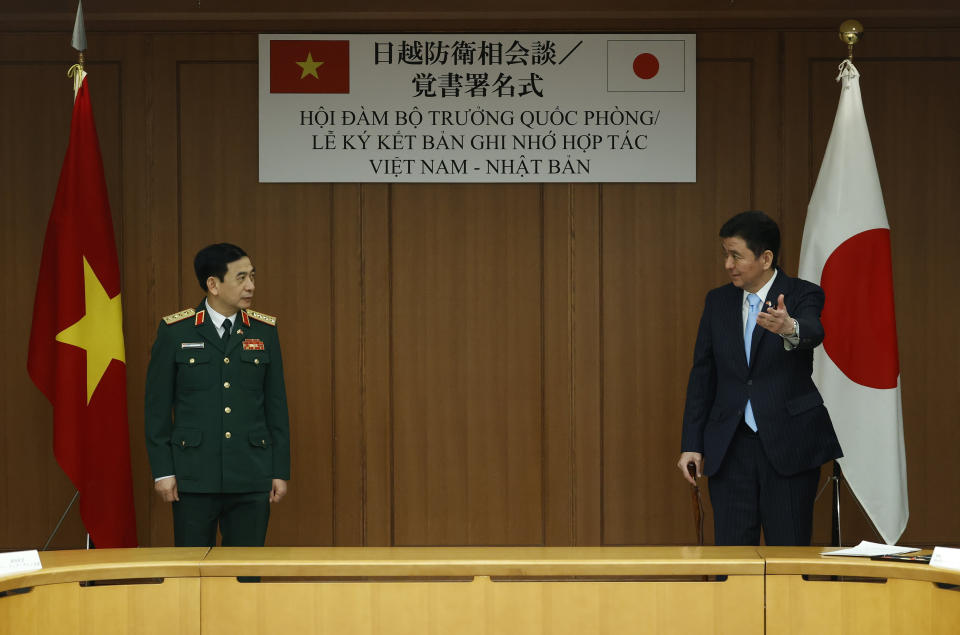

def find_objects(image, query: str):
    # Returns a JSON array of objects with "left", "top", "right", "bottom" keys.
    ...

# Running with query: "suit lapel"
[
  {"left": 224, "top": 321, "right": 246, "bottom": 355},
  {"left": 194, "top": 302, "right": 224, "bottom": 352},
  {"left": 195, "top": 302, "right": 251, "bottom": 354},
  {"left": 717, "top": 284, "right": 750, "bottom": 371},
  {"left": 223, "top": 309, "right": 254, "bottom": 355}
]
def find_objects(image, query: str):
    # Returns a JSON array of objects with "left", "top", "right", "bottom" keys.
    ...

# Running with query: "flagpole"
[
  {"left": 71, "top": 1, "right": 92, "bottom": 551},
  {"left": 42, "top": 490, "right": 79, "bottom": 550},
  {"left": 40, "top": 1, "right": 91, "bottom": 552},
  {"left": 68, "top": 1, "right": 86, "bottom": 98},
  {"left": 40, "top": 3, "right": 88, "bottom": 553},
  {"left": 838, "top": 19, "right": 864, "bottom": 62},
  {"left": 825, "top": 19, "right": 863, "bottom": 548},
  {"left": 802, "top": 17, "right": 908, "bottom": 545},
  {"left": 831, "top": 462, "right": 842, "bottom": 546}
]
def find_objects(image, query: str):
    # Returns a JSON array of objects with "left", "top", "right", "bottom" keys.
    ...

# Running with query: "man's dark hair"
[
  {"left": 194, "top": 243, "right": 248, "bottom": 292},
  {"left": 718, "top": 210, "right": 780, "bottom": 267}
]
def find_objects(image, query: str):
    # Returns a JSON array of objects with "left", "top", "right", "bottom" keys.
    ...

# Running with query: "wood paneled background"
[{"left": 2, "top": 2, "right": 959, "bottom": 550}]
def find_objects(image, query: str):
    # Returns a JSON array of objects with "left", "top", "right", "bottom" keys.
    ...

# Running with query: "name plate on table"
[
  {"left": 931, "top": 546, "right": 960, "bottom": 573},
  {"left": 0, "top": 549, "right": 42, "bottom": 577}
]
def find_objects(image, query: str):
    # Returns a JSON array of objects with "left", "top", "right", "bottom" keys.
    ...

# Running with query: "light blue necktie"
[{"left": 744, "top": 293, "right": 761, "bottom": 431}]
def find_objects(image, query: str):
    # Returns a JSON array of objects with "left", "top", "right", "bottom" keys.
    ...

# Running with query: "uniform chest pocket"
[
  {"left": 237, "top": 349, "right": 270, "bottom": 388},
  {"left": 175, "top": 349, "right": 213, "bottom": 390}
]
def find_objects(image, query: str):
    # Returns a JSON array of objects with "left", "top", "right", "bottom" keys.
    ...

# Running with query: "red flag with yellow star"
[
  {"left": 27, "top": 74, "right": 137, "bottom": 548},
  {"left": 270, "top": 39, "right": 350, "bottom": 93}
]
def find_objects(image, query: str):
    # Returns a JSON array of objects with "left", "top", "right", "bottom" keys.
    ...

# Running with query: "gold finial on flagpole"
[
  {"left": 838, "top": 20, "right": 864, "bottom": 62},
  {"left": 67, "top": 62, "right": 85, "bottom": 96}
]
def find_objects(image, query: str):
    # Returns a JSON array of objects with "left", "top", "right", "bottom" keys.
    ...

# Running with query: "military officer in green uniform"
[{"left": 145, "top": 243, "right": 290, "bottom": 547}]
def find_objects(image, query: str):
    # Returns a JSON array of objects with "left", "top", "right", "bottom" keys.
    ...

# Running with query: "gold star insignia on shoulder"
[
  {"left": 162, "top": 308, "right": 196, "bottom": 325},
  {"left": 245, "top": 309, "right": 277, "bottom": 326}
]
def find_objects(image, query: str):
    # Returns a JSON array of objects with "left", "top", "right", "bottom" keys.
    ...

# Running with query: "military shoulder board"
[
  {"left": 162, "top": 308, "right": 196, "bottom": 325},
  {"left": 245, "top": 309, "right": 277, "bottom": 326}
]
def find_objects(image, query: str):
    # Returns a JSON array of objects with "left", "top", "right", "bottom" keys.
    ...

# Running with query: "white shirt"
[{"left": 203, "top": 299, "right": 238, "bottom": 339}]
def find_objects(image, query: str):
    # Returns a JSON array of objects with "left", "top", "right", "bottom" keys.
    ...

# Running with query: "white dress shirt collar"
[
  {"left": 203, "top": 299, "right": 238, "bottom": 336},
  {"left": 743, "top": 268, "right": 778, "bottom": 308}
]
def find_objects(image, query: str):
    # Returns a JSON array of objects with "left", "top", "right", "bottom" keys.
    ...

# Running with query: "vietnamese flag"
[
  {"left": 27, "top": 73, "right": 138, "bottom": 548},
  {"left": 270, "top": 39, "right": 350, "bottom": 94}
]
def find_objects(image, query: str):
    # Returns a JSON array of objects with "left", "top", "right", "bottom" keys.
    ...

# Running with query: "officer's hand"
[
  {"left": 677, "top": 452, "right": 703, "bottom": 486},
  {"left": 757, "top": 293, "right": 794, "bottom": 335},
  {"left": 155, "top": 476, "right": 179, "bottom": 502},
  {"left": 270, "top": 479, "right": 288, "bottom": 503}
]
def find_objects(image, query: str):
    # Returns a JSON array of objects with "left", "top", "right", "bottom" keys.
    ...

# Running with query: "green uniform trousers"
[{"left": 172, "top": 491, "right": 270, "bottom": 547}]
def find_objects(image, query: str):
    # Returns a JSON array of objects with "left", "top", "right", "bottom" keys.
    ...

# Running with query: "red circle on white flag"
[
  {"left": 633, "top": 53, "right": 660, "bottom": 80},
  {"left": 820, "top": 228, "right": 900, "bottom": 389}
]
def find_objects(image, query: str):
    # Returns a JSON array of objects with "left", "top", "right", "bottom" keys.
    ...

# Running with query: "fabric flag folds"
[
  {"left": 27, "top": 73, "right": 138, "bottom": 548},
  {"left": 799, "top": 60, "right": 908, "bottom": 545}
]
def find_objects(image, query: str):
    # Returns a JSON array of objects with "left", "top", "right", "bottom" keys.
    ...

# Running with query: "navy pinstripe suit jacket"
[{"left": 681, "top": 270, "right": 843, "bottom": 477}]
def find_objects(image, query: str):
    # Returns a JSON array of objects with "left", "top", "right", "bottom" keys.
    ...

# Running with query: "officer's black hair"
[
  {"left": 718, "top": 210, "right": 780, "bottom": 267},
  {"left": 194, "top": 243, "right": 248, "bottom": 292}
]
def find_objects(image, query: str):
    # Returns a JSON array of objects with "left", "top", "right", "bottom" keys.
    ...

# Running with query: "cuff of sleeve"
[{"left": 781, "top": 334, "right": 800, "bottom": 350}]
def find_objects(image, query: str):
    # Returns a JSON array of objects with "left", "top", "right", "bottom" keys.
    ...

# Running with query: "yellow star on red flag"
[
  {"left": 55, "top": 256, "right": 126, "bottom": 404},
  {"left": 296, "top": 52, "right": 324, "bottom": 79}
]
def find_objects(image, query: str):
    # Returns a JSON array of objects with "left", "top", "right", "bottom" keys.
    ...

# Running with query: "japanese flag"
[
  {"left": 606, "top": 39, "right": 687, "bottom": 92},
  {"left": 799, "top": 60, "right": 908, "bottom": 545}
]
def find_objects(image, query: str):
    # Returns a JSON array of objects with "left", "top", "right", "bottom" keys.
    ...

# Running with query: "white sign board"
[
  {"left": 931, "top": 546, "right": 960, "bottom": 573},
  {"left": 259, "top": 34, "right": 696, "bottom": 183}
]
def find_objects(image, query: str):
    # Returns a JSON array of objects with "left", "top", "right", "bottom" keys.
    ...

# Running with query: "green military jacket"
[{"left": 144, "top": 302, "right": 291, "bottom": 493}]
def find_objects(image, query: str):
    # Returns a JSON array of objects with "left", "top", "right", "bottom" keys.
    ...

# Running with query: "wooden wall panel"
[
  {"left": 331, "top": 185, "right": 365, "bottom": 546},
  {"left": 359, "top": 184, "right": 395, "bottom": 546},
  {"left": 567, "top": 185, "right": 603, "bottom": 546},
  {"left": 542, "top": 183, "right": 603, "bottom": 546},
  {"left": 391, "top": 185, "right": 544, "bottom": 545}
]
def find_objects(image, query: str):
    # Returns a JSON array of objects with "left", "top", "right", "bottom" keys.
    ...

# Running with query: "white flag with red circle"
[
  {"left": 606, "top": 39, "right": 688, "bottom": 93},
  {"left": 799, "top": 60, "right": 908, "bottom": 544}
]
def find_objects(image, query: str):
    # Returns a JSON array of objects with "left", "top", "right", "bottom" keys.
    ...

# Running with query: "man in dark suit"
[
  {"left": 677, "top": 211, "right": 842, "bottom": 546},
  {"left": 145, "top": 243, "right": 290, "bottom": 547}
]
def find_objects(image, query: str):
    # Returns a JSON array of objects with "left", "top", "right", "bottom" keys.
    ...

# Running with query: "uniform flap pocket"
[
  {"left": 240, "top": 350, "right": 270, "bottom": 365},
  {"left": 786, "top": 392, "right": 824, "bottom": 416},
  {"left": 248, "top": 429, "right": 272, "bottom": 448},
  {"left": 174, "top": 428, "right": 202, "bottom": 448},
  {"left": 175, "top": 349, "right": 209, "bottom": 365}
]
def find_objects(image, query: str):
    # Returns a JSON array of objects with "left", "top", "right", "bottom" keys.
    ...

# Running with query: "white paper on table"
[
  {"left": 821, "top": 540, "right": 920, "bottom": 557},
  {"left": 930, "top": 546, "right": 960, "bottom": 572},
  {"left": 0, "top": 549, "right": 42, "bottom": 577}
]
